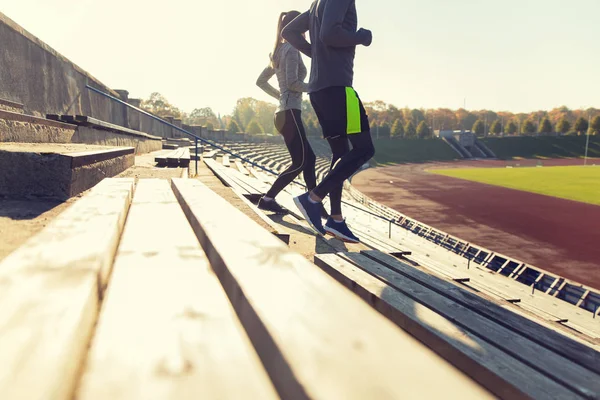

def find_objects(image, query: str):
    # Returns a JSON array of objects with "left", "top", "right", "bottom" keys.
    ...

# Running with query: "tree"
[
  {"left": 246, "top": 119, "right": 264, "bottom": 135},
  {"left": 591, "top": 116, "right": 600, "bottom": 134},
  {"left": 411, "top": 109, "right": 426, "bottom": 124},
  {"left": 404, "top": 121, "right": 417, "bottom": 138},
  {"left": 521, "top": 120, "right": 536, "bottom": 134},
  {"left": 205, "top": 122, "right": 214, "bottom": 131},
  {"left": 490, "top": 120, "right": 502, "bottom": 135},
  {"left": 506, "top": 121, "right": 518, "bottom": 135},
  {"left": 574, "top": 117, "right": 589, "bottom": 134},
  {"left": 378, "top": 122, "right": 391, "bottom": 138},
  {"left": 417, "top": 121, "right": 432, "bottom": 138},
  {"left": 227, "top": 119, "right": 241, "bottom": 134},
  {"left": 141, "top": 92, "right": 183, "bottom": 119},
  {"left": 538, "top": 118, "right": 553, "bottom": 134},
  {"left": 556, "top": 118, "right": 571, "bottom": 134},
  {"left": 391, "top": 119, "right": 405, "bottom": 137},
  {"left": 472, "top": 119, "right": 485, "bottom": 136}
]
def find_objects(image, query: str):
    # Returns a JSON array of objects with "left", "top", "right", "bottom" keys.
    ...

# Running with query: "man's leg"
[
  {"left": 323, "top": 136, "right": 350, "bottom": 221},
  {"left": 310, "top": 131, "right": 375, "bottom": 202}
]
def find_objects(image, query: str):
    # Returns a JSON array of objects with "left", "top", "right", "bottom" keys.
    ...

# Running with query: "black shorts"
[{"left": 309, "top": 86, "right": 370, "bottom": 139}]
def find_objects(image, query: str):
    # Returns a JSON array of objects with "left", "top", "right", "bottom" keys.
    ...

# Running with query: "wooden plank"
[
  {"left": 0, "top": 178, "right": 134, "bottom": 400},
  {"left": 171, "top": 178, "right": 492, "bottom": 400},
  {"left": 167, "top": 148, "right": 184, "bottom": 168},
  {"left": 179, "top": 147, "right": 190, "bottom": 168},
  {"left": 235, "top": 160, "right": 249, "bottom": 175},
  {"left": 155, "top": 150, "right": 178, "bottom": 166},
  {"left": 77, "top": 180, "right": 277, "bottom": 400},
  {"left": 222, "top": 154, "right": 230, "bottom": 167},
  {"left": 362, "top": 250, "right": 600, "bottom": 375},
  {"left": 327, "top": 253, "right": 599, "bottom": 399}
]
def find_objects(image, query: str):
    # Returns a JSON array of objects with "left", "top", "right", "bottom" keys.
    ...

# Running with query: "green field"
[{"left": 430, "top": 166, "right": 600, "bottom": 205}]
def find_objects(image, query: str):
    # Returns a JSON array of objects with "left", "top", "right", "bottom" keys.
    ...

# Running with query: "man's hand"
[{"left": 357, "top": 28, "right": 372, "bottom": 47}]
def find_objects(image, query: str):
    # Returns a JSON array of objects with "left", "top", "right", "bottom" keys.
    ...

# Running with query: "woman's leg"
[{"left": 265, "top": 109, "right": 313, "bottom": 198}]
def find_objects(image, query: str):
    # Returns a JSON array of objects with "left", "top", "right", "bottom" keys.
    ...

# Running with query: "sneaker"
[
  {"left": 257, "top": 196, "right": 288, "bottom": 215},
  {"left": 293, "top": 192, "right": 326, "bottom": 236},
  {"left": 324, "top": 218, "right": 360, "bottom": 243}
]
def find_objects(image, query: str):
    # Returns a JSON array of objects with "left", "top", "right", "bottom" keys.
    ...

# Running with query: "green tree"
[
  {"left": 391, "top": 119, "right": 404, "bottom": 137},
  {"left": 417, "top": 121, "right": 432, "bottom": 138},
  {"left": 591, "top": 116, "right": 600, "bottom": 134},
  {"left": 141, "top": 92, "right": 183, "bottom": 119},
  {"left": 404, "top": 121, "right": 417, "bottom": 138},
  {"left": 472, "top": 119, "right": 485, "bottom": 136},
  {"left": 521, "top": 120, "right": 536, "bottom": 134},
  {"left": 538, "top": 118, "right": 553, "bottom": 134},
  {"left": 506, "top": 121, "right": 518, "bottom": 135},
  {"left": 205, "top": 122, "right": 214, "bottom": 131},
  {"left": 246, "top": 119, "right": 264, "bottom": 135},
  {"left": 411, "top": 109, "right": 426, "bottom": 124},
  {"left": 378, "top": 122, "right": 391, "bottom": 138},
  {"left": 556, "top": 118, "right": 571, "bottom": 134},
  {"left": 490, "top": 120, "right": 502, "bottom": 135},
  {"left": 574, "top": 117, "right": 589, "bottom": 134},
  {"left": 227, "top": 119, "right": 241, "bottom": 134}
]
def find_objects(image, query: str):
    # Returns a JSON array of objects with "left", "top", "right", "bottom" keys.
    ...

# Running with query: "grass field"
[{"left": 430, "top": 166, "right": 600, "bottom": 205}]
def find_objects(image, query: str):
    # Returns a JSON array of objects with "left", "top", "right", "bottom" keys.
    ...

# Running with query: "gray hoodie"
[
  {"left": 282, "top": 0, "right": 372, "bottom": 93},
  {"left": 256, "top": 43, "right": 308, "bottom": 112}
]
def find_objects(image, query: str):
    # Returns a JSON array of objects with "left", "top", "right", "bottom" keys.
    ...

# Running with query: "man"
[{"left": 282, "top": 0, "right": 374, "bottom": 243}]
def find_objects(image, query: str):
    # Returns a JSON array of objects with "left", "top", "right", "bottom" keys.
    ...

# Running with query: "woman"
[{"left": 255, "top": 11, "right": 319, "bottom": 215}]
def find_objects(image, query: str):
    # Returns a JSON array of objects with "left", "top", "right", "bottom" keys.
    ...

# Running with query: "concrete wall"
[{"left": 0, "top": 12, "right": 174, "bottom": 140}]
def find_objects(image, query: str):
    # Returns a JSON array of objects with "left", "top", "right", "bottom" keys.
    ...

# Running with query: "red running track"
[{"left": 352, "top": 159, "right": 600, "bottom": 290}]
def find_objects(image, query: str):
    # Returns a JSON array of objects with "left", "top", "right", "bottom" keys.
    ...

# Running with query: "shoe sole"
[
  {"left": 293, "top": 196, "right": 325, "bottom": 236},
  {"left": 324, "top": 226, "right": 360, "bottom": 244}
]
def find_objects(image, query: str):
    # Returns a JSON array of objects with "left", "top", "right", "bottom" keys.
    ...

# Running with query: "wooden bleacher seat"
[
  {"left": 0, "top": 178, "right": 134, "bottom": 399},
  {"left": 170, "top": 178, "right": 492, "bottom": 399},
  {"left": 76, "top": 179, "right": 276, "bottom": 399},
  {"left": 314, "top": 250, "right": 600, "bottom": 399}
]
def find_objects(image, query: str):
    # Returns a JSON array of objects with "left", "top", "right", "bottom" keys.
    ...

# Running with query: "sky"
[{"left": 3, "top": 0, "right": 599, "bottom": 116}]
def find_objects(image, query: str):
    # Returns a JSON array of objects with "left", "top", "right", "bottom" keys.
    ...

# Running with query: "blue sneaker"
[
  {"left": 293, "top": 192, "right": 326, "bottom": 236},
  {"left": 324, "top": 218, "right": 360, "bottom": 243}
]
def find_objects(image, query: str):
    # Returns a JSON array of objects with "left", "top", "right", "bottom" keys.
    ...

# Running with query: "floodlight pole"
[{"left": 584, "top": 112, "right": 591, "bottom": 166}]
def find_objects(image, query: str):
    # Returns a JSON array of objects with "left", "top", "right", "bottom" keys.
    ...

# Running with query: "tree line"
[{"left": 139, "top": 92, "right": 600, "bottom": 138}]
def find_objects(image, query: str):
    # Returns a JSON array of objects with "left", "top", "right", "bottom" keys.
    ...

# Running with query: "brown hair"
[{"left": 271, "top": 11, "right": 301, "bottom": 68}]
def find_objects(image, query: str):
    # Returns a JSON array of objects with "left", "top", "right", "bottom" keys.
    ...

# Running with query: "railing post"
[
  {"left": 388, "top": 220, "right": 392, "bottom": 239},
  {"left": 195, "top": 138, "right": 199, "bottom": 176}
]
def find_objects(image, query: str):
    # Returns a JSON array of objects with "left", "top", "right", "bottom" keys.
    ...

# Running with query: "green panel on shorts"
[{"left": 345, "top": 87, "right": 362, "bottom": 134}]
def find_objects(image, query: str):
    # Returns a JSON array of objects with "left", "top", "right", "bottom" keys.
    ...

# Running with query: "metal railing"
[{"left": 86, "top": 85, "right": 402, "bottom": 228}]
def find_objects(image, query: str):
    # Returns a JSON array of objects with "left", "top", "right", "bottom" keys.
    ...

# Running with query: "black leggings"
[
  {"left": 266, "top": 109, "right": 317, "bottom": 198},
  {"left": 314, "top": 131, "right": 375, "bottom": 215}
]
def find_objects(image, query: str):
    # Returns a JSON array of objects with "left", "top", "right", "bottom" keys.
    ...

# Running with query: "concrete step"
[
  {"left": 0, "top": 143, "right": 134, "bottom": 200},
  {"left": 0, "top": 98, "right": 25, "bottom": 114},
  {"left": 1, "top": 110, "right": 76, "bottom": 143}
]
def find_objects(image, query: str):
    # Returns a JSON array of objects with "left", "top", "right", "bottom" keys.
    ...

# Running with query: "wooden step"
[
  {"left": 171, "top": 178, "right": 492, "bottom": 399},
  {"left": 315, "top": 252, "right": 600, "bottom": 399},
  {"left": 76, "top": 179, "right": 277, "bottom": 400},
  {"left": 362, "top": 250, "right": 600, "bottom": 375},
  {"left": 0, "top": 178, "right": 134, "bottom": 400}
]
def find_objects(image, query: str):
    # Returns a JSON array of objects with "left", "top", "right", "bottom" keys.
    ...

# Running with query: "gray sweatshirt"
[
  {"left": 282, "top": 0, "right": 372, "bottom": 93},
  {"left": 256, "top": 42, "right": 308, "bottom": 112}
]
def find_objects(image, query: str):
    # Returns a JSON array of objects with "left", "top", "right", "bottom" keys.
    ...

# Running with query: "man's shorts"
[{"left": 309, "top": 86, "right": 370, "bottom": 139}]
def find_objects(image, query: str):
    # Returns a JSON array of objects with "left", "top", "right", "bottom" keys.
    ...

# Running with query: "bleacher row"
[
  {"left": 2, "top": 138, "right": 599, "bottom": 398},
  {"left": 198, "top": 139, "right": 600, "bottom": 340}
]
